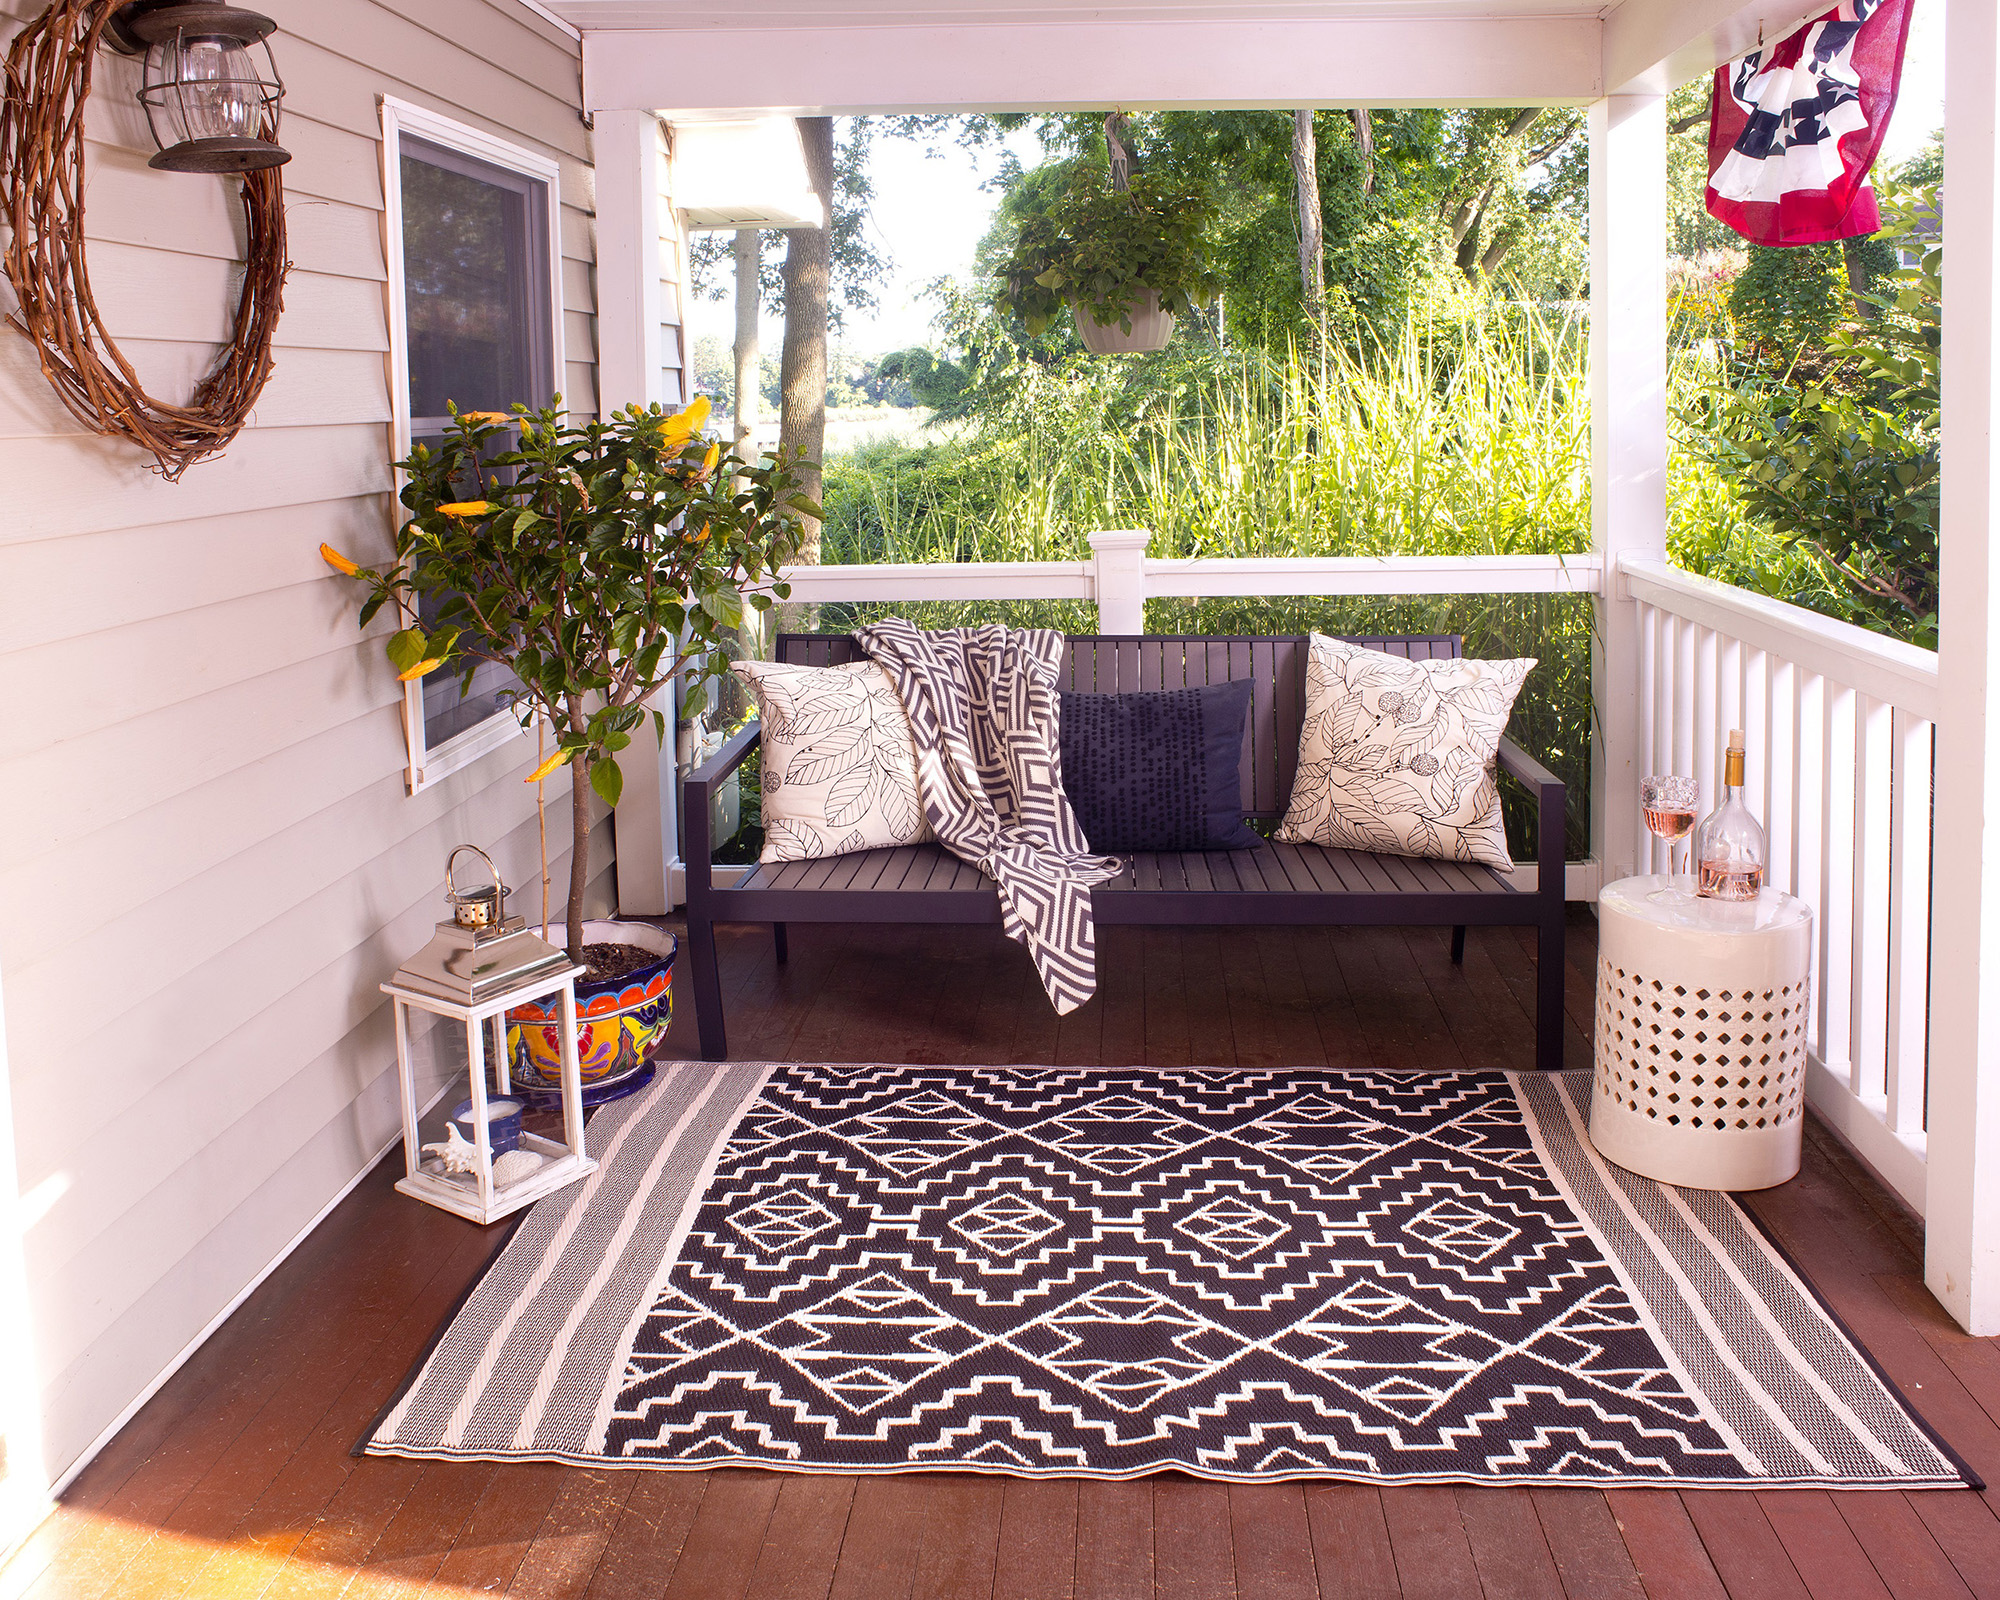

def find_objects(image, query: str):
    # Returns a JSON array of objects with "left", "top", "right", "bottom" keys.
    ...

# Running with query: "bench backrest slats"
[{"left": 772, "top": 631, "right": 1463, "bottom": 818}]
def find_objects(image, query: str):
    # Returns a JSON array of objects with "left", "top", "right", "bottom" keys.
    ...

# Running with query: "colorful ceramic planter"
[{"left": 505, "top": 919, "right": 676, "bottom": 1108}]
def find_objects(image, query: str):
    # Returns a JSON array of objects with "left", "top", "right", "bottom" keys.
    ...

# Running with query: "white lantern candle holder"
[{"left": 383, "top": 846, "right": 598, "bottom": 1224}]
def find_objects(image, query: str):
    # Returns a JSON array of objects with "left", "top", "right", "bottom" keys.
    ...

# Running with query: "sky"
[{"left": 685, "top": 0, "right": 1949, "bottom": 369}]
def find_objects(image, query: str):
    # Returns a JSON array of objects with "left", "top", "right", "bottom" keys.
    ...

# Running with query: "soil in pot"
[{"left": 579, "top": 941, "right": 662, "bottom": 984}]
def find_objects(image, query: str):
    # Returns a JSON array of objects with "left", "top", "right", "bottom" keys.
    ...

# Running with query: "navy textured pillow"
[{"left": 1058, "top": 681, "right": 1260, "bottom": 852}]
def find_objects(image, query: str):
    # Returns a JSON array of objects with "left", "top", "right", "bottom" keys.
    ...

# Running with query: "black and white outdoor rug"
[{"left": 365, "top": 1062, "right": 1972, "bottom": 1487}]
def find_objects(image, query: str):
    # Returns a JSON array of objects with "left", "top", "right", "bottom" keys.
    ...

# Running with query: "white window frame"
[{"left": 380, "top": 96, "right": 566, "bottom": 793}]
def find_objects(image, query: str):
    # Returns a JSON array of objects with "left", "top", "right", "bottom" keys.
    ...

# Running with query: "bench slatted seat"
[{"left": 685, "top": 632, "right": 1567, "bottom": 1069}]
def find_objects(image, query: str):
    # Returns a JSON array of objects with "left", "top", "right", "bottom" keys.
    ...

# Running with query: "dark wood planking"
[
  {"left": 337, "top": 1461, "right": 498, "bottom": 1599},
  {"left": 1153, "top": 1479, "right": 1236, "bottom": 1600},
  {"left": 826, "top": 1475, "right": 929, "bottom": 1600},
  {"left": 1902, "top": 1492, "right": 2000, "bottom": 1600},
  {"left": 1832, "top": 1492, "right": 1978, "bottom": 1600},
  {"left": 1074, "top": 1480, "right": 1153, "bottom": 1600},
  {"left": 582, "top": 1473, "right": 711, "bottom": 1600},
  {"left": 423, "top": 1463, "right": 573, "bottom": 1596},
  {"left": 1602, "top": 1489, "right": 1729, "bottom": 1600},
  {"left": 507, "top": 1467, "right": 643, "bottom": 1600},
  {"left": 11, "top": 1179, "right": 467, "bottom": 1600},
  {"left": 1303, "top": 1484, "right": 1400, "bottom": 1600},
  {"left": 1678, "top": 1491, "right": 1811, "bottom": 1600},
  {"left": 1378, "top": 1487, "right": 1481, "bottom": 1600},
  {"left": 1228, "top": 1484, "right": 1318, "bottom": 1600},
  {"left": 1530, "top": 1490, "right": 1648, "bottom": 1600},
  {"left": 1451, "top": 1487, "right": 1565, "bottom": 1600},
  {"left": 657, "top": 1470, "right": 786, "bottom": 1600},
  {"left": 992, "top": 1478, "right": 1079, "bottom": 1600},
  {"left": 1756, "top": 1490, "right": 1897, "bottom": 1600},
  {"left": 742, "top": 1474, "right": 859, "bottom": 1600},
  {"left": 908, "top": 1475, "right": 1005, "bottom": 1600}
]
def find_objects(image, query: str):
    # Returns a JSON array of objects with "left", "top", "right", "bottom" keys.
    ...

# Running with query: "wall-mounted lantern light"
[{"left": 106, "top": 2, "right": 288, "bottom": 173}]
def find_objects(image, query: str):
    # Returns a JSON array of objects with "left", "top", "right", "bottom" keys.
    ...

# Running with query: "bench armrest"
[
  {"left": 1496, "top": 737, "right": 1567, "bottom": 901},
  {"left": 683, "top": 720, "right": 762, "bottom": 901}
]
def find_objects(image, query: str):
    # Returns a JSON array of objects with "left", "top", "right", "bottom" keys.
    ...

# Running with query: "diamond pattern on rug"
[
  {"left": 366, "top": 1062, "right": 1970, "bottom": 1487},
  {"left": 605, "top": 1067, "right": 1738, "bottom": 1476}
]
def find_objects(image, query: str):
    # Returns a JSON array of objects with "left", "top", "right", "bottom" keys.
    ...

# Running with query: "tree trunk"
[
  {"left": 1350, "top": 108, "right": 1375, "bottom": 195},
  {"left": 1290, "top": 110, "right": 1325, "bottom": 353},
  {"left": 731, "top": 227, "right": 760, "bottom": 480},
  {"left": 779, "top": 117, "right": 835, "bottom": 566},
  {"left": 566, "top": 729, "right": 591, "bottom": 962}
]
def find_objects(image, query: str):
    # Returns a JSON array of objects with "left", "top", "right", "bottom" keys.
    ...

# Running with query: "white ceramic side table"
[{"left": 1590, "top": 875, "right": 1814, "bottom": 1190}]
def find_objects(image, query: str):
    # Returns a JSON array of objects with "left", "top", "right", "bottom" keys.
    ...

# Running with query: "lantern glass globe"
[{"left": 145, "top": 32, "right": 260, "bottom": 145}]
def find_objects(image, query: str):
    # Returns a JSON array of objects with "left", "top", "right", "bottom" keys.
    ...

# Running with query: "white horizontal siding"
[{"left": 0, "top": 0, "right": 606, "bottom": 1487}]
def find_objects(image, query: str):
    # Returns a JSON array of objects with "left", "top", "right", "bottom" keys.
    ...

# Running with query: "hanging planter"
[
  {"left": 1073, "top": 285, "right": 1176, "bottom": 354},
  {"left": 994, "top": 122, "right": 1220, "bottom": 356}
]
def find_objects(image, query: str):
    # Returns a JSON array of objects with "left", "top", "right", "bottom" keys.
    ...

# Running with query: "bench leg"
[
  {"left": 687, "top": 913, "right": 728, "bottom": 1062},
  {"left": 1535, "top": 908, "right": 1566, "bottom": 1072},
  {"left": 1450, "top": 925, "right": 1466, "bottom": 966},
  {"left": 774, "top": 923, "right": 789, "bottom": 965}
]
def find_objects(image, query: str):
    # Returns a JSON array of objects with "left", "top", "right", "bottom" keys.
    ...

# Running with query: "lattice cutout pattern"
[{"left": 1592, "top": 959, "right": 1807, "bottom": 1131}]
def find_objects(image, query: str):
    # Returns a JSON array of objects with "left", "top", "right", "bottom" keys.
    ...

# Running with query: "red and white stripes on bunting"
[{"left": 1706, "top": 0, "right": 1916, "bottom": 247}]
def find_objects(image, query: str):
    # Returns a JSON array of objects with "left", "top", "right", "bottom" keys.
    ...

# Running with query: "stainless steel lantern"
[
  {"left": 108, "top": 3, "right": 289, "bottom": 174},
  {"left": 393, "top": 844, "right": 572, "bottom": 1007},
  {"left": 383, "top": 845, "right": 594, "bottom": 1226}
]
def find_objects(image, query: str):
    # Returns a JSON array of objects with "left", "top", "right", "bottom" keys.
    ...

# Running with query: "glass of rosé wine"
[{"left": 1641, "top": 775, "right": 1699, "bottom": 889}]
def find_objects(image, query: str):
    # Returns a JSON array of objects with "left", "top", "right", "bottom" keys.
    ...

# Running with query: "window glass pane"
[
  {"left": 400, "top": 136, "right": 552, "bottom": 427},
  {"left": 397, "top": 134, "right": 553, "bottom": 757}
]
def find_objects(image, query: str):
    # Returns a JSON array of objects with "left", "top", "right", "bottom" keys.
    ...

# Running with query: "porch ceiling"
[
  {"left": 554, "top": 0, "right": 1821, "bottom": 114},
  {"left": 549, "top": 0, "right": 1607, "bottom": 25}
]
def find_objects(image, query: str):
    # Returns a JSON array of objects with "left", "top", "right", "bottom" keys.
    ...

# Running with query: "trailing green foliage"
[
  {"left": 1701, "top": 185, "right": 1942, "bottom": 645},
  {"left": 1728, "top": 243, "right": 1849, "bottom": 360}
]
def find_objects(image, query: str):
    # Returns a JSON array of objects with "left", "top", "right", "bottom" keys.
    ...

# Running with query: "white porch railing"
[{"left": 1621, "top": 555, "right": 1938, "bottom": 1215}]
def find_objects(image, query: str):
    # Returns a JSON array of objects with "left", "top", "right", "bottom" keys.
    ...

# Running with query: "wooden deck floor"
[{"left": 8, "top": 913, "right": 2000, "bottom": 1600}]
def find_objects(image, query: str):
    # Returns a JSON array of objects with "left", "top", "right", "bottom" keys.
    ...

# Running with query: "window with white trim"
[{"left": 381, "top": 98, "right": 565, "bottom": 790}]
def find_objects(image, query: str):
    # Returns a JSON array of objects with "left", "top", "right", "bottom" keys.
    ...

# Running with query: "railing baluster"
[
  {"left": 1639, "top": 602, "right": 1659, "bottom": 873},
  {"left": 1765, "top": 655, "right": 1797, "bottom": 898},
  {"left": 1743, "top": 646, "right": 1769, "bottom": 839},
  {"left": 1794, "top": 671, "right": 1827, "bottom": 1059},
  {"left": 1674, "top": 615, "right": 1697, "bottom": 786},
  {"left": 1887, "top": 710, "right": 1934, "bottom": 1136},
  {"left": 1852, "top": 693, "right": 1892, "bottom": 1106},
  {"left": 1819, "top": 681, "right": 1858, "bottom": 1080},
  {"left": 1694, "top": 625, "right": 1720, "bottom": 834}
]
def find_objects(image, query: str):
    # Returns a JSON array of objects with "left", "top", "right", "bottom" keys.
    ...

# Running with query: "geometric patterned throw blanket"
[
  {"left": 855, "top": 620, "right": 1122, "bottom": 1013},
  {"left": 367, "top": 1062, "right": 1971, "bottom": 1488}
]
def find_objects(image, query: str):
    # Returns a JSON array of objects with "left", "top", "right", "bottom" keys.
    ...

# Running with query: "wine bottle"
[{"left": 1695, "top": 729, "right": 1767, "bottom": 901}]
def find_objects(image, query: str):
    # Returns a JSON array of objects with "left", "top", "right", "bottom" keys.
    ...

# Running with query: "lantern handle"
[{"left": 446, "top": 843, "right": 507, "bottom": 900}]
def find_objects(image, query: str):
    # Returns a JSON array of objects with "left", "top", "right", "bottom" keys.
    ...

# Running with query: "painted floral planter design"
[{"left": 506, "top": 919, "right": 676, "bottom": 1108}]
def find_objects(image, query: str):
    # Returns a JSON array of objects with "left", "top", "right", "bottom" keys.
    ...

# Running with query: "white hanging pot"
[{"left": 1073, "top": 285, "right": 1176, "bottom": 354}]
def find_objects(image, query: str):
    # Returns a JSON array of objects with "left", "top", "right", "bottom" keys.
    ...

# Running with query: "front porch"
[{"left": 8, "top": 917, "right": 1997, "bottom": 1599}]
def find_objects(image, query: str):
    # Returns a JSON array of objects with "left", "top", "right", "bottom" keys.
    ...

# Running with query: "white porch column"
[
  {"left": 1588, "top": 96, "right": 1668, "bottom": 889},
  {"left": 1090, "top": 529, "right": 1152, "bottom": 635},
  {"left": 1925, "top": 0, "right": 2000, "bottom": 1332},
  {"left": 596, "top": 110, "right": 681, "bottom": 913}
]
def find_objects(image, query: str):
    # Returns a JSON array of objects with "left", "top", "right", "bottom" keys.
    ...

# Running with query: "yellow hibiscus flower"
[
  {"left": 320, "top": 543, "right": 359, "bottom": 576},
  {"left": 437, "top": 501, "right": 493, "bottom": 518},
  {"left": 526, "top": 747, "right": 571, "bottom": 783}
]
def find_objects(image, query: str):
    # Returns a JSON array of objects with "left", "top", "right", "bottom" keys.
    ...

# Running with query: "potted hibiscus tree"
[{"left": 326, "top": 397, "right": 812, "bottom": 1099}]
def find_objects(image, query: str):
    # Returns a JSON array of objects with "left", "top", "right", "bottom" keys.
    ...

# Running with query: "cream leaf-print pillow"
[
  {"left": 732, "top": 659, "right": 934, "bottom": 863},
  {"left": 1274, "top": 633, "right": 1534, "bottom": 871}
]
